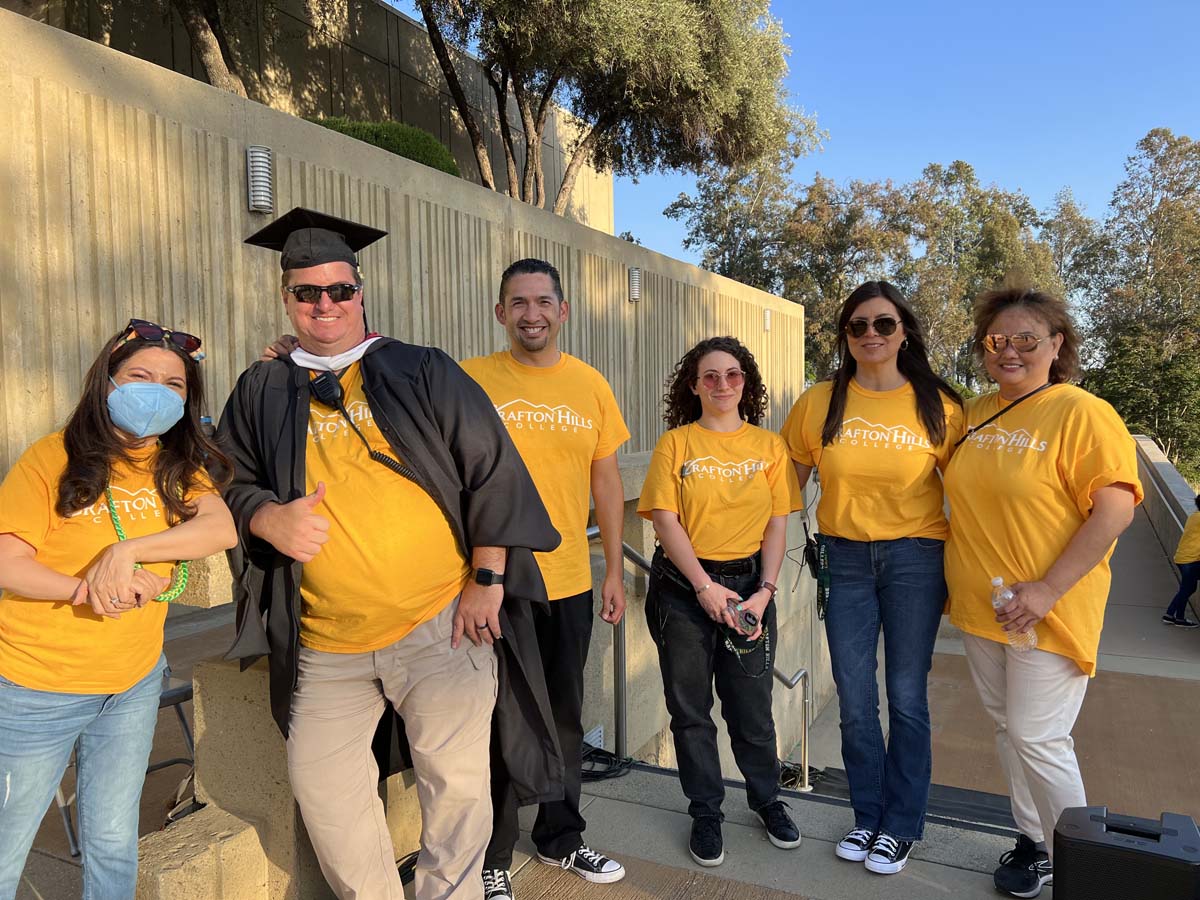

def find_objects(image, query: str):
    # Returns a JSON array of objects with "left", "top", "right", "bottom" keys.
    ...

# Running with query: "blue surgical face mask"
[{"left": 107, "top": 377, "right": 186, "bottom": 439}]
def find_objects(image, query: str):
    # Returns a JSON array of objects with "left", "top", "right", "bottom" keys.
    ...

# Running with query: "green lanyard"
[{"left": 104, "top": 485, "right": 189, "bottom": 603}]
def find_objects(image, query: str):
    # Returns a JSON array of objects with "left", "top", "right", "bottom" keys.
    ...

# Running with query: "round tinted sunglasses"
[
  {"left": 846, "top": 316, "right": 899, "bottom": 338},
  {"left": 286, "top": 283, "right": 362, "bottom": 304},
  {"left": 117, "top": 318, "right": 202, "bottom": 354},
  {"left": 699, "top": 369, "right": 745, "bottom": 390}
]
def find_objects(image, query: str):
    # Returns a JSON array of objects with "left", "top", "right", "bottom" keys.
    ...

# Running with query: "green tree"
[
  {"left": 416, "top": 0, "right": 809, "bottom": 214},
  {"left": 1083, "top": 128, "right": 1200, "bottom": 480}
]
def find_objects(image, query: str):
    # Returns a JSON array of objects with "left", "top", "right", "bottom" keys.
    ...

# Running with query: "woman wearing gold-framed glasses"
[
  {"left": 781, "top": 281, "right": 964, "bottom": 875},
  {"left": 944, "top": 286, "right": 1141, "bottom": 898},
  {"left": 0, "top": 319, "right": 236, "bottom": 898}
]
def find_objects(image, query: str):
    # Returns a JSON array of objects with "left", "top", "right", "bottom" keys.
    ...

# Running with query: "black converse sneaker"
[
  {"left": 689, "top": 816, "right": 725, "bottom": 867},
  {"left": 536, "top": 845, "right": 626, "bottom": 883},
  {"left": 835, "top": 826, "right": 876, "bottom": 862},
  {"left": 481, "top": 868, "right": 514, "bottom": 900},
  {"left": 994, "top": 834, "right": 1053, "bottom": 898},
  {"left": 864, "top": 832, "right": 914, "bottom": 874}
]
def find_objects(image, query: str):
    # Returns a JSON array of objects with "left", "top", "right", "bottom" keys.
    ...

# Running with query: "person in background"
[
  {"left": 638, "top": 336, "right": 803, "bottom": 869},
  {"left": 461, "top": 258, "right": 629, "bottom": 899},
  {"left": 781, "top": 281, "right": 964, "bottom": 876},
  {"left": 0, "top": 320, "right": 236, "bottom": 900},
  {"left": 944, "top": 285, "right": 1141, "bottom": 899},
  {"left": 1162, "top": 494, "right": 1200, "bottom": 628}
]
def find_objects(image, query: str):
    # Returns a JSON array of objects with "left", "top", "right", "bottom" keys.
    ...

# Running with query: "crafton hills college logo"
[
  {"left": 495, "top": 399, "right": 595, "bottom": 433},
  {"left": 682, "top": 456, "right": 768, "bottom": 483},
  {"left": 72, "top": 486, "right": 162, "bottom": 524},
  {"left": 309, "top": 401, "right": 375, "bottom": 441},
  {"left": 967, "top": 424, "right": 1049, "bottom": 454},
  {"left": 838, "top": 417, "right": 932, "bottom": 451}
]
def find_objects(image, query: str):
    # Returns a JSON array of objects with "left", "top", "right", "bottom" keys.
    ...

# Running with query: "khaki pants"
[
  {"left": 287, "top": 603, "right": 497, "bottom": 900},
  {"left": 962, "top": 634, "right": 1089, "bottom": 856}
]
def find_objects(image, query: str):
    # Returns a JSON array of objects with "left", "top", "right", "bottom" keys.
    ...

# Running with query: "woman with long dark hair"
[
  {"left": 638, "top": 336, "right": 803, "bottom": 869},
  {"left": 0, "top": 319, "right": 236, "bottom": 899},
  {"left": 781, "top": 282, "right": 964, "bottom": 875}
]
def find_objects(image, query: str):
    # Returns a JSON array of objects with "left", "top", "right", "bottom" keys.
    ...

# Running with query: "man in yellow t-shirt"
[
  {"left": 222, "top": 210, "right": 561, "bottom": 900},
  {"left": 461, "top": 259, "right": 629, "bottom": 897}
]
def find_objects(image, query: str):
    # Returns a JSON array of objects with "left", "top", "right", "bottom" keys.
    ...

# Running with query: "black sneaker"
[
  {"left": 481, "top": 868, "right": 513, "bottom": 900},
  {"left": 835, "top": 826, "right": 876, "bottom": 862},
  {"left": 536, "top": 845, "right": 625, "bottom": 883},
  {"left": 864, "top": 832, "right": 914, "bottom": 874},
  {"left": 689, "top": 816, "right": 724, "bottom": 867},
  {"left": 757, "top": 800, "right": 802, "bottom": 849},
  {"left": 994, "top": 834, "right": 1053, "bottom": 898},
  {"left": 1173, "top": 616, "right": 1200, "bottom": 628}
]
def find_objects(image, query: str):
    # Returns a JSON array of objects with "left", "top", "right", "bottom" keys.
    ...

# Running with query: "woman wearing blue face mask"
[{"left": 0, "top": 319, "right": 238, "bottom": 900}]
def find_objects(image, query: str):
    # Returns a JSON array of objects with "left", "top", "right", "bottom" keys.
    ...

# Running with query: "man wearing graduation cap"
[{"left": 218, "top": 208, "right": 564, "bottom": 900}]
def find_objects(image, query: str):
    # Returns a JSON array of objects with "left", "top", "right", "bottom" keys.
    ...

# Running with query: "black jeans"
[
  {"left": 485, "top": 590, "right": 594, "bottom": 867},
  {"left": 645, "top": 548, "right": 779, "bottom": 821}
]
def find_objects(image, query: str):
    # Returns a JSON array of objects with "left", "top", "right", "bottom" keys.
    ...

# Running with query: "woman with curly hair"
[
  {"left": 638, "top": 336, "right": 802, "bottom": 869},
  {"left": 0, "top": 320, "right": 237, "bottom": 899},
  {"left": 781, "top": 281, "right": 963, "bottom": 875}
]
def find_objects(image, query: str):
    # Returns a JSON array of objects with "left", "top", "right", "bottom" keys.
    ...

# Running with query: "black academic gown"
[{"left": 215, "top": 338, "right": 565, "bottom": 806}]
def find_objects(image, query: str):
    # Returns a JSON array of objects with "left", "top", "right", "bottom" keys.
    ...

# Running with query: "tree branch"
[{"left": 417, "top": 0, "right": 495, "bottom": 190}]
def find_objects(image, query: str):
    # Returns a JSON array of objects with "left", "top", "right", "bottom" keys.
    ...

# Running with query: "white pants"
[{"left": 962, "top": 634, "right": 1089, "bottom": 856}]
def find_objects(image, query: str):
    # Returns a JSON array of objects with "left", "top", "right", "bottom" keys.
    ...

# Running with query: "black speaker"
[{"left": 1055, "top": 806, "right": 1200, "bottom": 900}]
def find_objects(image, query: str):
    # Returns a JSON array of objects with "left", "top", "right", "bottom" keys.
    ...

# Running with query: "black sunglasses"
[
  {"left": 286, "top": 283, "right": 362, "bottom": 304},
  {"left": 117, "top": 318, "right": 202, "bottom": 354},
  {"left": 846, "top": 316, "right": 900, "bottom": 338}
]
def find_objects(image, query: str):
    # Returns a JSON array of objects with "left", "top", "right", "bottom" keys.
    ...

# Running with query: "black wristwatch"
[{"left": 474, "top": 567, "right": 504, "bottom": 586}]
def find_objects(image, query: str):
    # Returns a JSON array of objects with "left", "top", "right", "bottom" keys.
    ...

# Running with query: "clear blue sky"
[{"left": 617, "top": 0, "right": 1200, "bottom": 264}]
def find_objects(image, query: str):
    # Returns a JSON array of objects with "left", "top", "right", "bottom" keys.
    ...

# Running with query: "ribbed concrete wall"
[{"left": 0, "top": 8, "right": 804, "bottom": 477}]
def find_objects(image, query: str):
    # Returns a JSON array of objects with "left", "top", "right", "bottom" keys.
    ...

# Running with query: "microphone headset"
[{"left": 309, "top": 369, "right": 422, "bottom": 483}]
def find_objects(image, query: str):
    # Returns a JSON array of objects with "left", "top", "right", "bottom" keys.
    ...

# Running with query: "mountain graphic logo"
[
  {"left": 968, "top": 423, "right": 1048, "bottom": 452},
  {"left": 72, "top": 485, "right": 160, "bottom": 519},
  {"left": 840, "top": 417, "right": 931, "bottom": 448},
  {"left": 495, "top": 399, "right": 594, "bottom": 430},
  {"left": 682, "top": 456, "right": 768, "bottom": 479}
]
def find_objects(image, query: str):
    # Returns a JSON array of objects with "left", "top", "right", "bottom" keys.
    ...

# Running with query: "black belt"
[{"left": 698, "top": 555, "right": 759, "bottom": 577}]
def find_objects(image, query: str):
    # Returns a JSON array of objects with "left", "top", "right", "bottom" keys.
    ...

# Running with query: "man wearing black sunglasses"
[{"left": 219, "top": 207, "right": 565, "bottom": 900}]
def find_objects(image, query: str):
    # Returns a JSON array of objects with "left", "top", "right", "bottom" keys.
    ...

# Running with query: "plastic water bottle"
[{"left": 991, "top": 577, "right": 1037, "bottom": 652}]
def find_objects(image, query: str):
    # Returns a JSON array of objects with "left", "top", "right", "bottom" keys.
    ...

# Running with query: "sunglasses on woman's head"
[
  {"left": 982, "top": 333, "right": 1051, "bottom": 354},
  {"left": 699, "top": 369, "right": 745, "bottom": 390},
  {"left": 286, "top": 283, "right": 362, "bottom": 304},
  {"left": 117, "top": 318, "right": 202, "bottom": 354},
  {"left": 846, "top": 316, "right": 899, "bottom": 338}
]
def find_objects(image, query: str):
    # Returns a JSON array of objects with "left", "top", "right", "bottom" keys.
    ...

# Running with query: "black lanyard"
[{"left": 954, "top": 383, "right": 1052, "bottom": 448}]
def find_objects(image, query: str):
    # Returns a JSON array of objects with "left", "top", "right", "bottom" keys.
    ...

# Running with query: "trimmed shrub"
[{"left": 307, "top": 117, "right": 460, "bottom": 177}]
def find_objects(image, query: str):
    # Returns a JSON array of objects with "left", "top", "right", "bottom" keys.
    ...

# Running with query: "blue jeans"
[
  {"left": 1167, "top": 562, "right": 1199, "bottom": 619},
  {"left": 823, "top": 536, "right": 946, "bottom": 841},
  {"left": 0, "top": 655, "right": 166, "bottom": 900},
  {"left": 645, "top": 549, "right": 780, "bottom": 820}
]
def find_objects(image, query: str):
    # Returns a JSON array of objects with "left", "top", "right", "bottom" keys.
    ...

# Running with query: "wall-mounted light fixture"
[
  {"left": 628, "top": 266, "right": 641, "bottom": 302},
  {"left": 246, "top": 146, "right": 274, "bottom": 213},
  {"left": 764, "top": 308, "right": 772, "bottom": 332}
]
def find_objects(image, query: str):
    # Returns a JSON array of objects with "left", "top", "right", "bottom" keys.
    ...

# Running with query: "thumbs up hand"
[{"left": 248, "top": 482, "right": 331, "bottom": 562}]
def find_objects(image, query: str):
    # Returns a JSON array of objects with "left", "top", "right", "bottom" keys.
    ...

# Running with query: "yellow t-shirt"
[
  {"left": 944, "top": 385, "right": 1144, "bottom": 676},
  {"left": 1175, "top": 512, "right": 1200, "bottom": 565},
  {"left": 780, "top": 379, "right": 965, "bottom": 542},
  {"left": 460, "top": 351, "right": 629, "bottom": 600},
  {"left": 638, "top": 421, "right": 801, "bottom": 560},
  {"left": 300, "top": 363, "right": 470, "bottom": 652},
  {"left": 0, "top": 432, "right": 209, "bottom": 693}
]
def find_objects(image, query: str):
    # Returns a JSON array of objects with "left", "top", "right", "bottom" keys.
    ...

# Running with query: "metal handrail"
[{"left": 585, "top": 526, "right": 812, "bottom": 790}]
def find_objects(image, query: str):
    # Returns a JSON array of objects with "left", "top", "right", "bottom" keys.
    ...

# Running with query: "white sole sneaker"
[
  {"left": 864, "top": 854, "right": 909, "bottom": 875},
  {"left": 835, "top": 843, "right": 870, "bottom": 862},
  {"left": 535, "top": 852, "right": 626, "bottom": 884},
  {"left": 689, "top": 847, "right": 725, "bottom": 867}
]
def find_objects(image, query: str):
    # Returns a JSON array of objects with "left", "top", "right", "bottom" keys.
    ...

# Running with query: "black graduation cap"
[{"left": 244, "top": 207, "right": 388, "bottom": 271}]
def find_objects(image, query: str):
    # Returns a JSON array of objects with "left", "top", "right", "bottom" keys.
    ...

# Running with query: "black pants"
[
  {"left": 645, "top": 548, "right": 779, "bottom": 821},
  {"left": 485, "top": 590, "right": 594, "bottom": 868}
]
